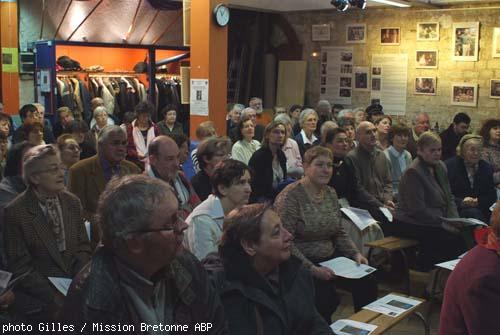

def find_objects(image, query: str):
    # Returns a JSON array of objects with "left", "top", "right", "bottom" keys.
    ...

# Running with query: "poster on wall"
[
  {"left": 414, "top": 77, "right": 436, "bottom": 95},
  {"left": 190, "top": 79, "right": 209, "bottom": 116},
  {"left": 353, "top": 67, "right": 369, "bottom": 91},
  {"left": 1, "top": 47, "right": 18, "bottom": 73},
  {"left": 416, "top": 50, "right": 438, "bottom": 68},
  {"left": 312, "top": 24, "right": 331, "bottom": 41},
  {"left": 452, "top": 22, "right": 479, "bottom": 61},
  {"left": 346, "top": 24, "right": 366, "bottom": 44},
  {"left": 320, "top": 47, "right": 354, "bottom": 105},
  {"left": 451, "top": 83, "right": 478, "bottom": 107},
  {"left": 492, "top": 28, "right": 500, "bottom": 58},
  {"left": 371, "top": 54, "right": 408, "bottom": 115},
  {"left": 417, "top": 22, "right": 439, "bottom": 41},
  {"left": 490, "top": 79, "right": 500, "bottom": 98}
]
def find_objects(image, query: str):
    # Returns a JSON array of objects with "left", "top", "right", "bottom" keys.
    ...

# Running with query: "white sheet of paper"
[
  {"left": 490, "top": 202, "right": 496, "bottom": 212},
  {"left": 330, "top": 319, "right": 377, "bottom": 335},
  {"left": 0, "top": 270, "right": 12, "bottom": 289},
  {"left": 84, "top": 220, "right": 91, "bottom": 241},
  {"left": 379, "top": 207, "right": 393, "bottom": 222},
  {"left": 341, "top": 207, "right": 378, "bottom": 231},
  {"left": 436, "top": 259, "right": 461, "bottom": 271},
  {"left": 320, "top": 257, "right": 376, "bottom": 279},
  {"left": 48, "top": 277, "right": 72, "bottom": 296},
  {"left": 440, "top": 217, "right": 487, "bottom": 227},
  {"left": 363, "top": 293, "right": 422, "bottom": 318}
]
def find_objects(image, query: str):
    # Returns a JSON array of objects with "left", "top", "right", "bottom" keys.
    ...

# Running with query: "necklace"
[{"left": 303, "top": 179, "right": 326, "bottom": 203}]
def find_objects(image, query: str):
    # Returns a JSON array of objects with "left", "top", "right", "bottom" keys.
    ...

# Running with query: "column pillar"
[{"left": 0, "top": 0, "right": 19, "bottom": 115}]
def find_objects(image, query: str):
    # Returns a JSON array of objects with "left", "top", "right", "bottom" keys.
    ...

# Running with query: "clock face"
[{"left": 214, "top": 4, "right": 230, "bottom": 27}]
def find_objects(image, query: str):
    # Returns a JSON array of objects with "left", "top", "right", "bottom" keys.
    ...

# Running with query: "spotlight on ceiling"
[
  {"left": 331, "top": 0, "right": 349, "bottom": 12},
  {"left": 349, "top": 0, "right": 367, "bottom": 9}
]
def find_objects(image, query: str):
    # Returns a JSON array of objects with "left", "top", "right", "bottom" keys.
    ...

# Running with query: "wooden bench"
[
  {"left": 347, "top": 294, "right": 429, "bottom": 335},
  {"left": 365, "top": 236, "right": 419, "bottom": 295}
]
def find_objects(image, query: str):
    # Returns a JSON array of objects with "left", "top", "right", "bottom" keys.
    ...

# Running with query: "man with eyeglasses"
[
  {"left": 61, "top": 175, "right": 227, "bottom": 333},
  {"left": 68, "top": 125, "right": 140, "bottom": 248},
  {"left": 12, "top": 104, "right": 55, "bottom": 145}
]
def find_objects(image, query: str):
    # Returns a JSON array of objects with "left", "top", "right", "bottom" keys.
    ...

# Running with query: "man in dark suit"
[
  {"left": 68, "top": 125, "right": 140, "bottom": 247},
  {"left": 440, "top": 112, "right": 470, "bottom": 161},
  {"left": 3, "top": 144, "right": 91, "bottom": 322}
]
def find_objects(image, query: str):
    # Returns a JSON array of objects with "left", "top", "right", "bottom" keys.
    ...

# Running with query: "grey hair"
[
  {"left": 412, "top": 112, "right": 429, "bottom": 125},
  {"left": 93, "top": 106, "right": 108, "bottom": 118},
  {"left": 299, "top": 108, "right": 318, "bottom": 128},
  {"left": 97, "top": 125, "right": 126, "bottom": 146},
  {"left": 337, "top": 109, "right": 352, "bottom": 119},
  {"left": 316, "top": 100, "right": 332, "bottom": 111},
  {"left": 231, "top": 104, "right": 245, "bottom": 112},
  {"left": 97, "top": 175, "right": 176, "bottom": 248},
  {"left": 274, "top": 113, "right": 292, "bottom": 126},
  {"left": 320, "top": 121, "right": 338, "bottom": 137},
  {"left": 33, "top": 102, "right": 45, "bottom": 113},
  {"left": 240, "top": 107, "right": 257, "bottom": 119},
  {"left": 23, "top": 144, "right": 59, "bottom": 185}
]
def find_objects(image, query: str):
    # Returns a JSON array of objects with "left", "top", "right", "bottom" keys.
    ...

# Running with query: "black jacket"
[
  {"left": 445, "top": 156, "right": 496, "bottom": 222},
  {"left": 61, "top": 248, "right": 227, "bottom": 334},
  {"left": 215, "top": 253, "right": 332, "bottom": 335},
  {"left": 440, "top": 125, "right": 465, "bottom": 161},
  {"left": 248, "top": 147, "right": 287, "bottom": 203},
  {"left": 191, "top": 169, "right": 212, "bottom": 202},
  {"left": 294, "top": 133, "right": 320, "bottom": 159}
]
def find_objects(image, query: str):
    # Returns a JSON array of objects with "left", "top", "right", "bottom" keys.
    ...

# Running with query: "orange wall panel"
[{"left": 0, "top": 1, "right": 19, "bottom": 115}]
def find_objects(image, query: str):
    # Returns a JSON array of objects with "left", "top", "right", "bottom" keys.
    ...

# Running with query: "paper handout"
[
  {"left": 48, "top": 277, "right": 72, "bottom": 296},
  {"left": 363, "top": 293, "right": 422, "bottom": 318},
  {"left": 0, "top": 270, "right": 32, "bottom": 295},
  {"left": 341, "top": 207, "right": 378, "bottom": 231},
  {"left": 436, "top": 259, "right": 461, "bottom": 271},
  {"left": 440, "top": 217, "right": 487, "bottom": 228},
  {"left": 320, "top": 257, "right": 376, "bottom": 279},
  {"left": 379, "top": 207, "right": 393, "bottom": 222},
  {"left": 330, "top": 319, "right": 377, "bottom": 335}
]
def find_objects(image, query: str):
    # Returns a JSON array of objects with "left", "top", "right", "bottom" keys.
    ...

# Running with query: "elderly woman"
[
  {"left": 374, "top": 115, "right": 392, "bottom": 150},
  {"left": 185, "top": 159, "right": 251, "bottom": 260},
  {"left": 275, "top": 146, "right": 377, "bottom": 321},
  {"left": 396, "top": 131, "right": 468, "bottom": 270},
  {"left": 479, "top": 118, "right": 500, "bottom": 187},
  {"left": 191, "top": 136, "right": 231, "bottom": 201},
  {"left": 56, "top": 134, "right": 81, "bottom": 185},
  {"left": 67, "top": 120, "right": 96, "bottom": 160},
  {"left": 294, "top": 108, "right": 320, "bottom": 158},
  {"left": 158, "top": 104, "right": 184, "bottom": 136},
  {"left": 3, "top": 144, "right": 91, "bottom": 321},
  {"left": 439, "top": 201, "right": 500, "bottom": 335},
  {"left": 217, "top": 203, "right": 332, "bottom": 335},
  {"left": 384, "top": 123, "right": 412, "bottom": 199},
  {"left": 231, "top": 115, "right": 261, "bottom": 165},
  {"left": 446, "top": 134, "right": 496, "bottom": 223},
  {"left": 249, "top": 121, "right": 287, "bottom": 203},
  {"left": 125, "top": 101, "right": 159, "bottom": 170},
  {"left": 274, "top": 113, "right": 304, "bottom": 179},
  {"left": 90, "top": 106, "right": 110, "bottom": 143}
]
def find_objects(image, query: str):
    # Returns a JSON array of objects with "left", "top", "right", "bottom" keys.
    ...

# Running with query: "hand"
[
  {"left": 384, "top": 200, "right": 396, "bottom": 212},
  {"left": 354, "top": 253, "right": 369, "bottom": 265},
  {"left": 0, "top": 290, "right": 15, "bottom": 309},
  {"left": 310, "top": 266, "right": 336, "bottom": 281}
]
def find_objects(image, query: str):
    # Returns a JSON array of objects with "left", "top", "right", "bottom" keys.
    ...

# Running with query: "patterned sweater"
[{"left": 274, "top": 180, "right": 358, "bottom": 268}]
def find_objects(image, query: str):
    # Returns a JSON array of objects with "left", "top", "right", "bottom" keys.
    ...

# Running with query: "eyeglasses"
[
  {"left": 64, "top": 144, "right": 81, "bottom": 152},
  {"left": 109, "top": 140, "right": 128, "bottom": 146},
  {"left": 126, "top": 215, "right": 185, "bottom": 235},
  {"left": 35, "top": 163, "right": 66, "bottom": 175}
]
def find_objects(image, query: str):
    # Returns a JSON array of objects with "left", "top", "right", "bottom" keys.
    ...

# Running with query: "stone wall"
[{"left": 283, "top": 6, "right": 500, "bottom": 130}]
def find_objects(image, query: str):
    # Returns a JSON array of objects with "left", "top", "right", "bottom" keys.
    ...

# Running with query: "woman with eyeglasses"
[
  {"left": 248, "top": 121, "right": 288, "bottom": 203},
  {"left": 57, "top": 134, "right": 81, "bottom": 185},
  {"left": 274, "top": 146, "right": 378, "bottom": 322},
  {"left": 3, "top": 144, "right": 91, "bottom": 322},
  {"left": 215, "top": 203, "right": 332, "bottom": 335}
]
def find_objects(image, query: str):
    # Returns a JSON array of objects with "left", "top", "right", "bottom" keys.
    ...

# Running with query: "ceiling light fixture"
[
  {"left": 370, "top": 0, "right": 411, "bottom": 8},
  {"left": 349, "top": 0, "right": 367, "bottom": 9},
  {"left": 331, "top": 0, "right": 349, "bottom": 11}
]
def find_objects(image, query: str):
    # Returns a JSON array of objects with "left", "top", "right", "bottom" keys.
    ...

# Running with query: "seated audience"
[
  {"left": 68, "top": 125, "right": 141, "bottom": 247},
  {"left": 217, "top": 203, "right": 332, "bottom": 335},
  {"left": 274, "top": 113, "right": 304, "bottom": 179},
  {"left": 185, "top": 159, "right": 251, "bottom": 260},
  {"left": 446, "top": 134, "right": 496, "bottom": 222},
  {"left": 316, "top": 100, "right": 333, "bottom": 133},
  {"left": 338, "top": 117, "right": 356, "bottom": 149},
  {"left": 439, "top": 201, "right": 500, "bottom": 335},
  {"left": 365, "top": 103, "right": 384, "bottom": 123},
  {"left": 124, "top": 101, "right": 159, "bottom": 170},
  {"left": 479, "top": 118, "right": 500, "bottom": 187},
  {"left": 289, "top": 104, "right": 302, "bottom": 136},
  {"left": 191, "top": 137, "right": 231, "bottom": 201},
  {"left": 52, "top": 106, "right": 74, "bottom": 139},
  {"left": 0, "top": 112, "right": 11, "bottom": 149},
  {"left": 275, "top": 146, "right": 377, "bottom": 321},
  {"left": 384, "top": 123, "right": 412, "bottom": 200},
  {"left": 231, "top": 115, "right": 261, "bottom": 165},
  {"left": 226, "top": 103, "right": 244, "bottom": 136},
  {"left": 229, "top": 107, "right": 265, "bottom": 143},
  {"left": 33, "top": 103, "right": 55, "bottom": 144},
  {"left": 374, "top": 115, "right": 392, "bottom": 150},
  {"left": 158, "top": 104, "right": 184, "bottom": 136},
  {"left": 4, "top": 144, "right": 91, "bottom": 322},
  {"left": 295, "top": 108, "right": 320, "bottom": 158},
  {"left": 249, "top": 121, "right": 287, "bottom": 203},
  {"left": 61, "top": 175, "right": 226, "bottom": 332},
  {"left": 0, "top": 134, "right": 7, "bottom": 177},
  {"left": 23, "top": 121, "right": 45, "bottom": 146},
  {"left": 440, "top": 112, "right": 471, "bottom": 161},
  {"left": 66, "top": 120, "right": 96, "bottom": 160},
  {"left": 407, "top": 112, "right": 430, "bottom": 158},
  {"left": 56, "top": 134, "right": 81, "bottom": 185},
  {"left": 353, "top": 108, "right": 366, "bottom": 127},
  {"left": 90, "top": 106, "right": 109, "bottom": 143},
  {"left": 191, "top": 121, "right": 217, "bottom": 173},
  {"left": 396, "top": 131, "right": 468, "bottom": 270},
  {"left": 13, "top": 104, "right": 54, "bottom": 144}
]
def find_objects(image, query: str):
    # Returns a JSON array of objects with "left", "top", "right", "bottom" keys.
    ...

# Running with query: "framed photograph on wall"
[
  {"left": 416, "top": 50, "right": 438, "bottom": 68},
  {"left": 417, "top": 22, "right": 439, "bottom": 41},
  {"left": 492, "top": 28, "right": 500, "bottom": 58},
  {"left": 380, "top": 27, "right": 400, "bottom": 45},
  {"left": 451, "top": 83, "right": 478, "bottom": 106},
  {"left": 312, "top": 24, "right": 331, "bottom": 41},
  {"left": 490, "top": 79, "right": 500, "bottom": 98},
  {"left": 415, "top": 77, "right": 436, "bottom": 95},
  {"left": 346, "top": 24, "right": 366, "bottom": 44},
  {"left": 452, "top": 22, "right": 479, "bottom": 61}
]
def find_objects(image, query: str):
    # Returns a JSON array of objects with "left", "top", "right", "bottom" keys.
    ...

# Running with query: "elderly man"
[
  {"left": 316, "top": 100, "right": 333, "bottom": 133},
  {"left": 68, "top": 125, "right": 140, "bottom": 246},
  {"left": 33, "top": 103, "right": 55, "bottom": 143},
  {"left": 345, "top": 121, "right": 395, "bottom": 229},
  {"left": 61, "top": 175, "right": 227, "bottom": 333},
  {"left": 249, "top": 97, "right": 272, "bottom": 127},
  {"left": 147, "top": 136, "right": 200, "bottom": 218},
  {"left": 229, "top": 107, "right": 264, "bottom": 142},
  {"left": 52, "top": 106, "right": 75, "bottom": 139},
  {"left": 407, "top": 112, "right": 430, "bottom": 158}
]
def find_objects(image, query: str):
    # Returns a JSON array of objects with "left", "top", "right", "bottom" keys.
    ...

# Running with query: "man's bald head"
[
  {"left": 356, "top": 121, "right": 377, "bottom": 150},
  {"left": 148, "top": 135, "right": 180, "bottom": 182}
]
